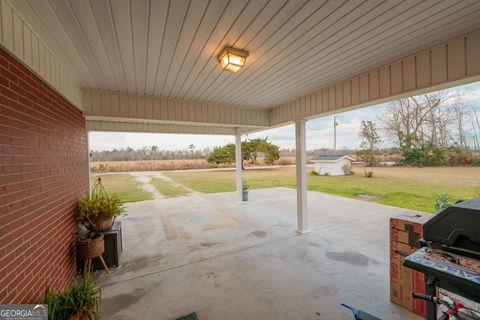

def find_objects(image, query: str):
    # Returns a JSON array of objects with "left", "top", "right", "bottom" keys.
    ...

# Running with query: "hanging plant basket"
[
  {"left": 89, "top": 215, "right": 114, "bottom": 232},
  {"left": 76, "top": 177, "right": 125, "bottom": 232},
  {"left": 77, "top": 233, "right": 105, "bottom": 260}
]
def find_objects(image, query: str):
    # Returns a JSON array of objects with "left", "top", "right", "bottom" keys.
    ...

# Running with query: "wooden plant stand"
[
  {"left": 83, "top": 255, "right": 109, "bottom": 275},
  {"left": 77, "top": 233, "right": 110, "bottom": 275}
]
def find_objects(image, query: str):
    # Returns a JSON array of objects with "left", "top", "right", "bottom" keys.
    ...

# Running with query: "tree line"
[
  {"left": 91, "top": 140, "right": 283, "bottom": 164},
  {"left": 358, "top": 91, "right": 480, "bottom": 166},
  {"left": 90, "top": 144, "right": 211, "bottom": 161}
]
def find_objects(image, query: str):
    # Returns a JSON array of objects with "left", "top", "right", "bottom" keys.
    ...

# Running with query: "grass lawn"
[
  {"left": 150, "top": 177, "right": 190, "bottom": 197},
  {"left": 92, "top": 174, "right": 153, "bottom": 203},
  {"left": 165, "top": 166, "right": 480, "bottom": 213}
]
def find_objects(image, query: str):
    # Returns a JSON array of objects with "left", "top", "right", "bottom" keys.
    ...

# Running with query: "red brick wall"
[{"left": 0, "top": 46, "right": 88, "bottom": 303}]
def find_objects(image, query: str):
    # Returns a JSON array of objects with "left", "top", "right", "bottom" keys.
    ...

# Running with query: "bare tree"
[
  {"left": 472, "top": 121, "right": 480, "bottom": 150},
  {"left": 188, "top": 144, "right": 195, "bottom": 158},
  {"left": 450, "top": 94, "right": 468, "bottom": 148},
  {"left": 472, "top": 106, "right": 480, "bottom": 150},
  {"left": 380, "top": 91, "right": 456, "bottom": 147}
]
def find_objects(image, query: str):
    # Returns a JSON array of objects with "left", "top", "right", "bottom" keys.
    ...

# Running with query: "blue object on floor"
[{"left": 341, "top": 304, "right": 382, "bottom": 320}]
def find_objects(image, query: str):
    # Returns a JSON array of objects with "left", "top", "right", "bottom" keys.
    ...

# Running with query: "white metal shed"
[{"left": 312, "top": 155, "right": 355, "bottom": 176}]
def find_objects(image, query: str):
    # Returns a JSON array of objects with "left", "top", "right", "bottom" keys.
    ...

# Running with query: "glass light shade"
[{"left": 218, "top": 48, "right": 249, "bottom": 73}]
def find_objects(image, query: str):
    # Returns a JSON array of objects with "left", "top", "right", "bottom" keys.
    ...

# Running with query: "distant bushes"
[
  {"left": 364, "top": 170, "right": 374, "bottom": 178},
  {"left": 276, "top": 157, "right": 295, "bottom": 165},
  {"left": 399, "top": 137, "right": 480, "bottom": 167}
]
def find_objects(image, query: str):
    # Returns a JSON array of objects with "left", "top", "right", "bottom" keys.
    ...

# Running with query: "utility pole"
[{"left": 333, "top": 116, "right": 338, "bottom": 155}]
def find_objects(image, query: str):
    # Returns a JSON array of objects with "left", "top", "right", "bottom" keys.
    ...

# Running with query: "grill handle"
[
  {"left": 412, "top": 292, "right": 437, "bottom": 303},
  {"left": 394, "top": 249, "right": 410, "bottom": 257}
]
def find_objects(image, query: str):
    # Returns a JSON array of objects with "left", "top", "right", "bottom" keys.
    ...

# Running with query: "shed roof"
[{"left": 312, "top": 155, "right": 354, "bottom": 162}]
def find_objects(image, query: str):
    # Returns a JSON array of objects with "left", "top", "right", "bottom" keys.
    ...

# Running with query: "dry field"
[
  {"left": 91, "top": 159, "right": 212, "bottom": 172},
  {"left": 90, "top": 157, "right": 298, "bottom": 172},
  {"left": 351, "top": 166, "right": 480, "bottom": 188}
]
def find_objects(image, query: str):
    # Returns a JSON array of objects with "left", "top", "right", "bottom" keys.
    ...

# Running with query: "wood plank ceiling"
[{"left": 11, "top": 0, "right": 480, "bottom": 109}]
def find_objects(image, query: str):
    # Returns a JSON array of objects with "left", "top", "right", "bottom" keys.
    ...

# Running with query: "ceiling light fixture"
[{"left": 217, "top": 47, "right": 249, "bottom": 73}]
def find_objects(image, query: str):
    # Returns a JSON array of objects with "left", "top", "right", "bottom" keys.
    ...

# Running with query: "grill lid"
[{"left": 423, "top": 197, "right": 480, "bottom": 253}]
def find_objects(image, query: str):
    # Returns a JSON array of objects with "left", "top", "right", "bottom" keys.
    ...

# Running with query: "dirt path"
[
  {"left": 150, "top": 172, "right": 198, "bottom": 194},
  {"left": 129, "top": 172, "right": 164, "bottom": 200},
  {"left": 128, "top": 171, "right": 198, "bottom": 199}
]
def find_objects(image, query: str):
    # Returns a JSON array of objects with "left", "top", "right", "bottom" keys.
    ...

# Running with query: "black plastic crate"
[{"left": 93, "top": 220, "right": 123, "bottom": 270}]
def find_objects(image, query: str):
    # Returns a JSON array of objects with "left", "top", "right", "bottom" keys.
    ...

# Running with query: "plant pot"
[
  {"left": 77, "top": 233, "right": 105, "bottom": 260},
  {"left": 69, "top": 313, "right": 86, "bottom": 320},
  {"left": 89, "top": 215, "right": 114, "bottom": 232},
  {"left": 242, "top": 190, "right": 249, "bottom": 201},
  {"left": 69, "top": 303, "right": 98, "bottom": 320}
]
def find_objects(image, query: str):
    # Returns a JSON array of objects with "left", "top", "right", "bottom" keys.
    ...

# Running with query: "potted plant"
[
  {"left": 76, "top": 177, "right": 125, "bottom": 232},
  {"left": 242, "top": 181, "right": 249, "bottom": 201},
  {"left": 42, "top": 275, "right": 100, "bottom": 320},
  {"left": 68, "top": 276, "right": 100, "bottom": 320},
  {"left": 76, "top": 232, "right": 104, "bottom": 261}
]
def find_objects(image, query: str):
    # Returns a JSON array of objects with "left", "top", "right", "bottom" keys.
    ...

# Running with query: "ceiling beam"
[
  {"left": 86, "top": 120, "right": 239, "bottom": 135},
  {"left": 82, "top": 89, "right": 270, "bottom": 128}
]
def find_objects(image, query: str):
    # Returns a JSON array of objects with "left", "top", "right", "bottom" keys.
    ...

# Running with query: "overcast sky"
[{"left": 90, "top": 82, "right": 480, "bottom": 151}]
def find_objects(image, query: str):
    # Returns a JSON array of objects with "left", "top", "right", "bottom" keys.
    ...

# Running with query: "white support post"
[
  {"left": 235, "top": 133, "right": 243, "bottom": 202},
  {"left": 295, "top": 120, "right": 308, "bottom": 233}
]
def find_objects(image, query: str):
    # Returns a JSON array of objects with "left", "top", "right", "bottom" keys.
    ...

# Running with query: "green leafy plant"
[
  {"left": 42, "top": 276, "right": 100, "bottom": 320},
  {"left": 310, "top": 170, "right": 319, "bottom": 176},
  {"left": 434, "top": 193, "right": 452, "bottom": 213},
  {"left": 76, "top": 177, "right": 125, "bottom": 226},
  {"left": 357, "top": 120, "right": 381, "bottom": 166},
  {"left": 242, "top": 180, "right": 250, "bottom": 191},
  {"left": 42, "top": 288, "right": 72, "bottom": 320},
  {"left": 323, "top": 172, "right": 330, "bottom": 176},
  {"left": 206, "top": 138, "right": 280, "bottom": 169},
  {"left": 398, "top": 135, "right": 446, "bottom": 167}
]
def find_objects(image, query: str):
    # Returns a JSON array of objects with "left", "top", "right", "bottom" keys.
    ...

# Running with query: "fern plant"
[
  {"left": 76, "top": 177, "right": 125, "bottom": 225},
  {"left": 42, "top": 275, "right": 100, "bottom": 320}
]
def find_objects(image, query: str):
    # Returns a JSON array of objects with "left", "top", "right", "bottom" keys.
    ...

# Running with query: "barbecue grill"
[{"left": 403, "top": 197, "right": 480, "bottom": 320}]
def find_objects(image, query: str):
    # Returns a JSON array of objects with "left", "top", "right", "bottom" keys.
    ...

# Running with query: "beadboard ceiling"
[{"left": 10, "top": 0, "right": 480, "bottom": 109}]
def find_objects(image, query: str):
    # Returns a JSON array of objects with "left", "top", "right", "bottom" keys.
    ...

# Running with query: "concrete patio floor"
[{"left": 98, "top": 187, "right": 423, "bottom": 320}]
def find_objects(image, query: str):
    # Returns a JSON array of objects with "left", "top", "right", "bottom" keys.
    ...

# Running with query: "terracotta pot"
[
  {"left": 77, "top": 233, "right": 105, "bottom": 260},
  {"left": 69, "top": 313, "right": 85, "bottom": 320},
  {"left": 89, "top": 215, "right": 114, "bottom": 232}
]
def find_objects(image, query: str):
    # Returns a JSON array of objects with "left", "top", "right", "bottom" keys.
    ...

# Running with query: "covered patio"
[
  {"left": 99, "top": 187, "right": 420, "bottom": 319},
  {"left": 1, "top": 0, "right": 480, "bottom": 317}
]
